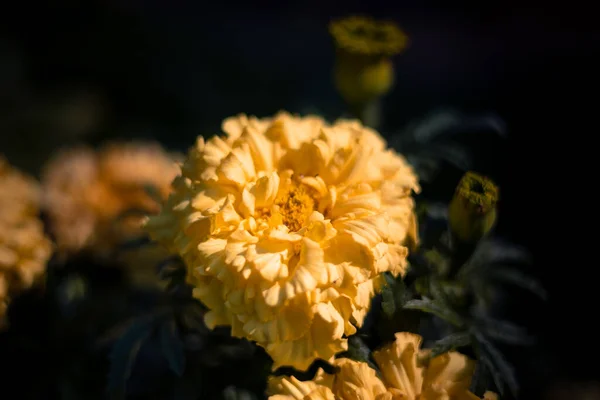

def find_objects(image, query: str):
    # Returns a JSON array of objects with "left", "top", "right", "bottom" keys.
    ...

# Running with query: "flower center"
[{"left": 272, "top": 183, "right": 315, "bottom": 232}]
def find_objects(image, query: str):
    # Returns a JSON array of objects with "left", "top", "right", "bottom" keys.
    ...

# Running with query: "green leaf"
[
  {"left": 428, "top": 331, "right": 471, "bottom": 359},
  {"left": 403, "top": 298, "right": 464, "bottom": 327},
  {"left": 473, "top": 330, "right": 519, "bottom": 398},
  {"left": 222, "top": 386, "right": 257, "bottom": 400},
  {"left": 470, "top": 359, "right": 492, "bottom": 396},
  {"left": 473, "top": 315, "right": 534, "bottom": 346},
  {"left": 118, "top": 235, "right": 154, "bottom": 251},
  {"left": 381, "top": 272, "right": 407, "bottom": 318},
  {"left": 381, "top": 283, "right": 396, "bottom": 318},
  {"left": 428, "top": 279, "right": 452, "bottom": 308},
  {"left": 414, "top": 276, "right": 430, "bottom": 297},
  {"left": 157, "top": 257, "right": 186, "bottom": 280},
  {"left": 107, "top": 317, "right": 156, "bottom": 399},
  {"left": 486, "top": 267, "right": 547, "bottom": 300},
  {"left": 346, "top": 336, "right": 371, "bottom": 363},
  {"left": 160, "top": 318, "right": 186, "bottom": 377},
  {"left": 343, "top": 336, "right": 378, "bottom": 372},
  {"left": 179, "top": 302, "right": 208, "bottom": 333},
  {"left": 470, "top": 240, "right": 531, "bottom": 269}
]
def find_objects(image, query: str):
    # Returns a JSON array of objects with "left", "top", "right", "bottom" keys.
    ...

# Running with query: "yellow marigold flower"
[
  {"left": 0, "top": 157, "right": 52, "bottom": 326},
  {"left": 145, "top": 112, "right": 420, "bottom": 370},
  {"left": 329, "top": 16, "right": 408, "bottom": 106},
  {"left": 448, "top": 172, "right": 499, "bottom": 244},
  {"left": 268, "top": 332, "right": 496, "bottom": 400},
  {"left": 42, "top": 141, "right": 181, "bottom": 258}
]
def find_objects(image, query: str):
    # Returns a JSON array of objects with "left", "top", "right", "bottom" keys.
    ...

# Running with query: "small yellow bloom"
[
  {"left": 268, "top": 332, "right": 496, "bottom": 400},
  {"left": 145, "top": 112, "right": 420, "bottom": 370},
  {"left": 448, "top": 172, "right": 499, "bottom": 244},
  {"left": 41, "top": 142, "right": 181, "bottom": 269},
  {"left": 329, "top": 16, "right": 408, "bottom": 107},
  {"left": 0, "top": 157, "right": 52, "bottom": 326}
]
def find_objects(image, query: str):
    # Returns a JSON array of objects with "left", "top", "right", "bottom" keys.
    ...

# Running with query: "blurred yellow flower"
[
  {"left": 145, "top": 112, "right": 419, "bottom": 370},
  {"left": 42, "top": 141, "right": 181, "bottom": 260},
  {"left": 0, "top": 157, "right": 52, "bottom": 326},
  {"left": 448, "top": 172, "right": 499, "bottom": 244},
  {"left": 329, "top": 16, "right": 408, "bottom": 107},
  {"left": 268, "top": 332, "right": 497, "bottom": 400}
]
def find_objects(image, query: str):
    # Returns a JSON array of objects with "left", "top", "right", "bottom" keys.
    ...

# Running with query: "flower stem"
[{"left": 350, "top": 99, "right": 382, "bottom": 129}]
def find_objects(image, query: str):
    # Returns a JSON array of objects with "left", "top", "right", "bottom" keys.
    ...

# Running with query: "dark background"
[{"left": 1, "top": 1, "right": 597, "bottom": 397}]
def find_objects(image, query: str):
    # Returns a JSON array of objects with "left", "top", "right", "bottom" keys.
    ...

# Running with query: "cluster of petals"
[
  {"left": 145, "top": 112, "right": 420, "bottom": 370},
  {"left": 0, "top": 158, "right": 52, "bottom": 325},
  {"left": 268, "top": 332, "right": 498, "bottom": 400},
  {"left": 42, "top": 141, "right": 180, "bottom": 257}
]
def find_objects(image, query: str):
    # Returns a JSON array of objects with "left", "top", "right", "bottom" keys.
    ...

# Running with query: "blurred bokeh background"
[{"left": 1, "top": 1, "right": 597, "bottom": 397}]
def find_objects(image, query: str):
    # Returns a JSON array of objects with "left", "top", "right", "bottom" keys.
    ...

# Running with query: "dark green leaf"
[
  {"left": 414, "top": 276, "right": 430, "bottom": 297},
  {"left": 107, "top": 317, "right": 155, "bottom": 399},
  {"left": 404, "top": 298, "right": 464, "bottom": 327},
  {"left": 167, "top": 280, "right": 192, "bottom": 298},
  {"left": 118, "top": 235, "right": 154, "bottom": 251},
  {"left": 473, "top": 331, "right": 519, "bottom": 398},
  {"left": 381, "top": 283, "right": 396, "bottom": 318},
  {"left": 179, "top": 302, "right": 208, "bottom": 333},
  {"left": 342, "top": 336, "right": 378, "bottom": 372},
  {"left": 429, "top": 331, "right": 471, "bottom": 359},
  {"left": 470, "top": 359, "right": 493, "bottom": 396},
  {"left": 156, "top": 255, "right": 185, "bottom": 273},
  {"left": 422, "top": 144, "right": 471, "bottom": 169},
  {"left": 160, "top": 318, "right": 186, "bottom": 377},
  {"left": 472, "top": 312, "right": 534, "bottom": 345},
  {"left": 470, "top": 240, "right": 531, "bottom": 269},
  {"left": 486, "top": 268, "right": 547, "bottom": 300},
  {"left": 222, "top": 386, "right": 257, "bottom": 400},
  {"left": 346, "top": 336, "right": 371, "bottom": 363},
  {"left": 428, "top": 279, "right": 452, "bottom": 308},
  {"left": 157, "top": 262, "right": 186, "bottom": 280}
]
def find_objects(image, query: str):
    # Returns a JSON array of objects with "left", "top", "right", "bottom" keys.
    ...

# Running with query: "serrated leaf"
[
  {"left": 473, "top": 330, "right": 519, "bottom": 398},
  {"left": 179, "top": 302, "right": 208, "bottom": 333},
  {"left": 401, "top": 109, "right": 506, "bottom": 146},
  {"left": 342, "top": 336, "right": 379, "bottom": 372},
  {"left": 469, "top": 240, "right": 531, "bottom": 269},
  {"left": 420, "top": 143, "right": 472, "bottom": 170},
  {"left": 428, "top": 331, "right": 471, "bottom": 359},
  {"left": 472, "top": 315, "right": 534, "bottom": 346},
  {"left": 428, "top": 279, "right": 452, "bottom": 307},
  {"left": 410, "top": 111, "right": 461, "bottom": 143},
  {"left": 222, "top": 386, "right": 257, "bottom": 400},
  {"left": 470, "top": 359, "right": 492, "bottom": 396},
  {"left": 486, "top": 268, "right": 547, "bottom": 300},
  {"left": 160, "top": 318, "right": 186, "bottom": 377},
  {"left": 107, "top": 317, "right": 155, "bottom": 399},
  {"left": 381, "top": 283, "right": 396, "bottom": 318},
  {"left": 346, "top": 336, "right": 371, "bottom": 363},
  {"left": 403, "top": 298, "right": 464, "bottom": 327}
]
